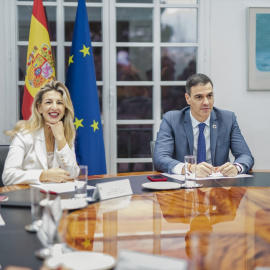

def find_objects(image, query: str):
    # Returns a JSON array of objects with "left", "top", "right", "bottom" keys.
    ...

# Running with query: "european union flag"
[{"left": 66, "top": 0, "right": 106, "bottom": 175}]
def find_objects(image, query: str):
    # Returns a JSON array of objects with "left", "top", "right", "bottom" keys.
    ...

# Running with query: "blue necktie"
[{"left": 197, "top": 123, "right": 206, "bottom": 164}]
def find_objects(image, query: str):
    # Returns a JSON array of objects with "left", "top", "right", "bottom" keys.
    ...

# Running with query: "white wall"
[
  {"left": 209, "top": 0, "right": 270, "bottom": 169},
  {"left": 0, "top": 1, "right": 7, "bottom": 145},
  {"left": 0, "top": 0, "right": 17, "bottom": 145}
]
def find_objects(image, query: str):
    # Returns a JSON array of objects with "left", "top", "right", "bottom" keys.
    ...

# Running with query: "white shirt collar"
[{"left": 189, "top": 110, "right": 211, "bottom": 128}]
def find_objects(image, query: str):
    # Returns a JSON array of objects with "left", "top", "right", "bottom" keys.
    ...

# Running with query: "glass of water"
[
  {"left": 74, "top": 165, "right": 88, "bottom": 199},
  {"left": 25, "top": 186, "right": 49, "bottom": 232},
  {"left": 184, "top": 155, "right": 197, "bottom": 188}
]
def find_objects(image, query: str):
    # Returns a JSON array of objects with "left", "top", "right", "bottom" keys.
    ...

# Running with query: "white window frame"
[{"left": 0, "top": 0, "right": 210, "bottom": 174}]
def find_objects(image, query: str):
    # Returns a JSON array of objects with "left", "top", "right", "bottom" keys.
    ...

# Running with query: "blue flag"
[{"left": 66, "top": 0, "right": 106, "bottom": 175}]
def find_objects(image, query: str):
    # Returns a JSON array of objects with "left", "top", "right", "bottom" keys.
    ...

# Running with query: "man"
[{"left": 154, "top": 73, "right": 254, "bottom": 177}]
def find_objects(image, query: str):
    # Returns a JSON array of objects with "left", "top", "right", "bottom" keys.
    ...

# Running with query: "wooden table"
[
  {"left": 1, "top": 171, "right": 270, "bottom": 269},
  {"left": 58, "top": 173, "right": 270, "bottom": 270}
]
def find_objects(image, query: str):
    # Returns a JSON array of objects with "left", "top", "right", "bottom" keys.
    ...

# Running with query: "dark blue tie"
[{"left": 197, "top": 123, "right": 206, "bottom": 164}]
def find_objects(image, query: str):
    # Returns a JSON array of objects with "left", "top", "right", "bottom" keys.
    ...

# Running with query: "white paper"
[
  {"left": 31, "top": 182, "right": 95, "bottom": 194},
  {"left": 40, "top": 198, "right": 87, "bottom": 210},
  {"left": 162, "top": 172, "right": 253, "bottom": 181},
  {"left": 0, "top": 213, "right": 5, "bottom": 226}
]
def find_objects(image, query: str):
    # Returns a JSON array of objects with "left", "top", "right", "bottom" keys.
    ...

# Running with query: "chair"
[
  {"left": 150, "top": 141, "right": 156, "bottom": 171},
  {"left": 0, "top": 145, "right": 9, "bottom": 187}
]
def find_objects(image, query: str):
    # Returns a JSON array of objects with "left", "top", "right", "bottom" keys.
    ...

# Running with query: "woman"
[{"left": 2, "top": 81, "right": 79, "bottom": 185}]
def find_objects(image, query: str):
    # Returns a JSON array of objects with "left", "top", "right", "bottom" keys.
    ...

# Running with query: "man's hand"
[
  {"left": 191, "top": 162, "right": 215, "bottom": 178},
  {"left": 216, "top": 162, "right": 238, "bottom": 177},
  {"left": 40, "top": 168, "right": 70, "bottom": 183}
]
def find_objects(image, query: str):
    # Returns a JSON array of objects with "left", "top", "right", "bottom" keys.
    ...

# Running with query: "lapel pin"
[{"left": 213, "top": 124, "right": 217, "bottom": 129}]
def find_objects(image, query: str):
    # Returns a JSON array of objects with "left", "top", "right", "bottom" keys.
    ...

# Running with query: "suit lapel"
[
  {"left": 183, "top": 108, "right": 194, "bottom": 154},
  {"left": 210, "top": 110, "right": 218, "bottom": 164},
  {"left": 34, "top": 128, "right": 48, "bottom": 169}
]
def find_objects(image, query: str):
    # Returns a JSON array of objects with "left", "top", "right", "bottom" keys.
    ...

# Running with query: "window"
[{"left": 9, "top": 0, "right": 202, "bottom": 173}]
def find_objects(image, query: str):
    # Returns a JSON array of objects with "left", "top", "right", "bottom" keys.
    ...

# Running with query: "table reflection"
[
  {"left": 156, "top": 187, "right": 247, "bottom": 269},
  {"left": 58, "top": 187, "right": 270, "bottom": 269},
  {"left": 61, "top": 206, "right": 97, "bottom": 251}
]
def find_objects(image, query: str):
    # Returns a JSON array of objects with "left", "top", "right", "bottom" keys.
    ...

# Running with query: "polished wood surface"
[
  {"left": 0, "top": 171, "right": 158, "bottom": 193},
  {"left": 59, "top": 186, "right": 270, "bottom": 270}
]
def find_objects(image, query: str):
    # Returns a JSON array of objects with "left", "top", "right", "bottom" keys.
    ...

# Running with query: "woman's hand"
[
  {"left": 46, "top": 122, "right": 67, "bottom": 150},
  {"left": 40, "top": 168, "right": 70, "bottom": 183}
]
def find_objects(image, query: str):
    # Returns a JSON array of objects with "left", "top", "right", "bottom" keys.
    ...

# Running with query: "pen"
[{"left": 40, "top": 189, "right": 58, "bottom": 195}]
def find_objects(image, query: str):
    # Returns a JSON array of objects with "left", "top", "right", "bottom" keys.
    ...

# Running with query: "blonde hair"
[{"left": 5, "top": 81, "right": 76, "bottom": 147}]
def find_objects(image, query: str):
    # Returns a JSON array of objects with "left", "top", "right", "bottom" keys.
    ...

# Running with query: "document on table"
[
  {"left": 162, "top": 172, "right": 253, "bottom": 181},
  {"left": 0, "top": 212, "right": 5, "bottom": 226},
  {"left": 31, "top": 182, "right": 95, "bottom": 194}
]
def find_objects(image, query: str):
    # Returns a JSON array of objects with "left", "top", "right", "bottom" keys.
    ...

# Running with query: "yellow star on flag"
[
  {"left": 68, "top": 55, "right": 74, "bottom": 66},
  {"left": 91, "top": 120, "right": 99, "bottom": 132},
  {"left": 73, "top": 117, "right": 84, "bottom": 130},
  {"left": 82, "top": 237, "right": 91, "bottom": 249},
  {"left": 79, "top": 44, "right": 90, "bottom": 57}
]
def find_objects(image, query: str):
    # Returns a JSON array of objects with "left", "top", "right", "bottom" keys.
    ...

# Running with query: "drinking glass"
[
  {"left": 184, "top": 155, "right": 197, "bottom": 188},
  {"left": 25, "top": 186, "right": 49, "bottom": 232},
  {"left": 74, "top": 165, "right": 88, "bottom": 199}
]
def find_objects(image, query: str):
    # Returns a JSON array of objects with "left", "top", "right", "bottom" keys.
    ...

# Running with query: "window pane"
[
  {"left": 117, "top": 125, "right": 152, "bottom": 158},
  {"left": 161, "top": 86, "right": 187, "bottom": 115},
  {"left": 18, "top": 5, "right": 31, "bottom": 41},
  {"left": 160, "top": 0, "right": 197, "bottom": 4},
  {"left": 117, "top": 86, "right": 152, "bottom": 120},
  {"left": 65, "top": 46, "right": 102, "bottom": 81},
  {"left": 117, "top": 47, "right": 152, "bottom": 81},
  {"left": 18, "top": 46, "right": 27, "bottom": 81},
  {"left": 65, "top": 7, "right": 102, "bottom": 42},
  {"left": 117, "top": 163, "right": 152, "bottom": 173},
  {"left": 97, "top": 86, "right": 103, "bottom": 116},
  {"left": 117, "top": 8, "right": 153, "bottom": 42},
  {"left": 161, "top": 8, "right": 197, "bottom": 43},
  {"left": 18, "top": 6, "right": 56, "bottom": 41},
  {"left": 19, "top": 46, "right": 57, "bottom": 82},
  {"left": 161, "top": 47, "right": 196, "bottom": 81},
  {"left": 19, "top": 86, "right": 24, "bottom": 120}
]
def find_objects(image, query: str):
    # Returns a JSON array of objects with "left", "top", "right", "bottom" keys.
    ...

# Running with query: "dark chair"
[
  {"left": 150, "top": 141, "right": 156, "bottom": 171},
  {"left": 0, "top": 145, "right": 9, "bottom": 187}
]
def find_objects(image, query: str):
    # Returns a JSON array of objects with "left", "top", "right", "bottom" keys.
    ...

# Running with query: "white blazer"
[{"left": 2, "top": 128, "right": 80, "bottom": 185}]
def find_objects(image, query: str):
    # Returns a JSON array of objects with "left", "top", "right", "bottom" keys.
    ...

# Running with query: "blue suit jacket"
[{"left": 154, "top": 107, "right": 254, "bottom": 174}]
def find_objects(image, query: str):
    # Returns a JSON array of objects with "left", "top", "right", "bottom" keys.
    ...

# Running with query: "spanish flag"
[{"left": 22, "top": 0, "right": 55, "bottom": 120}]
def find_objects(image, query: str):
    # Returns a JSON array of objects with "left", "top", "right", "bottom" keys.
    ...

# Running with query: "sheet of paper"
[
  {"left": 31, "top": 182, "right": 95, "bottom": 194},
  {"left": 162, "top": 172, "right": 253, "bottom": 181},
  {"left": 0, "top": 212, "right": 5, "bottom": 226}
]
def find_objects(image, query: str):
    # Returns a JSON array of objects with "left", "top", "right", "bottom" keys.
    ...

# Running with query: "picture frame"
[{"left": 248, "top": 7, "right": 270, "bottom": 90}]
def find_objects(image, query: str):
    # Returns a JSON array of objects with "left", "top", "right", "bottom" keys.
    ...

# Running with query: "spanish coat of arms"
[{"left": 26, "top": 44, "right": 55, "bottom": 88}]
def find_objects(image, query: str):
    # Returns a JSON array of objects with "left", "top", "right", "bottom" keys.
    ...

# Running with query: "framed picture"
[{"left": 248, "top": 7, "right": 270, "bottom": 90}]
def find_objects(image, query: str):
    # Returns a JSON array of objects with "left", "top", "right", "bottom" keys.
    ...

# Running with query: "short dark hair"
[{"left": 185, "top": 73, "right": 213, "bottom": 96}]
